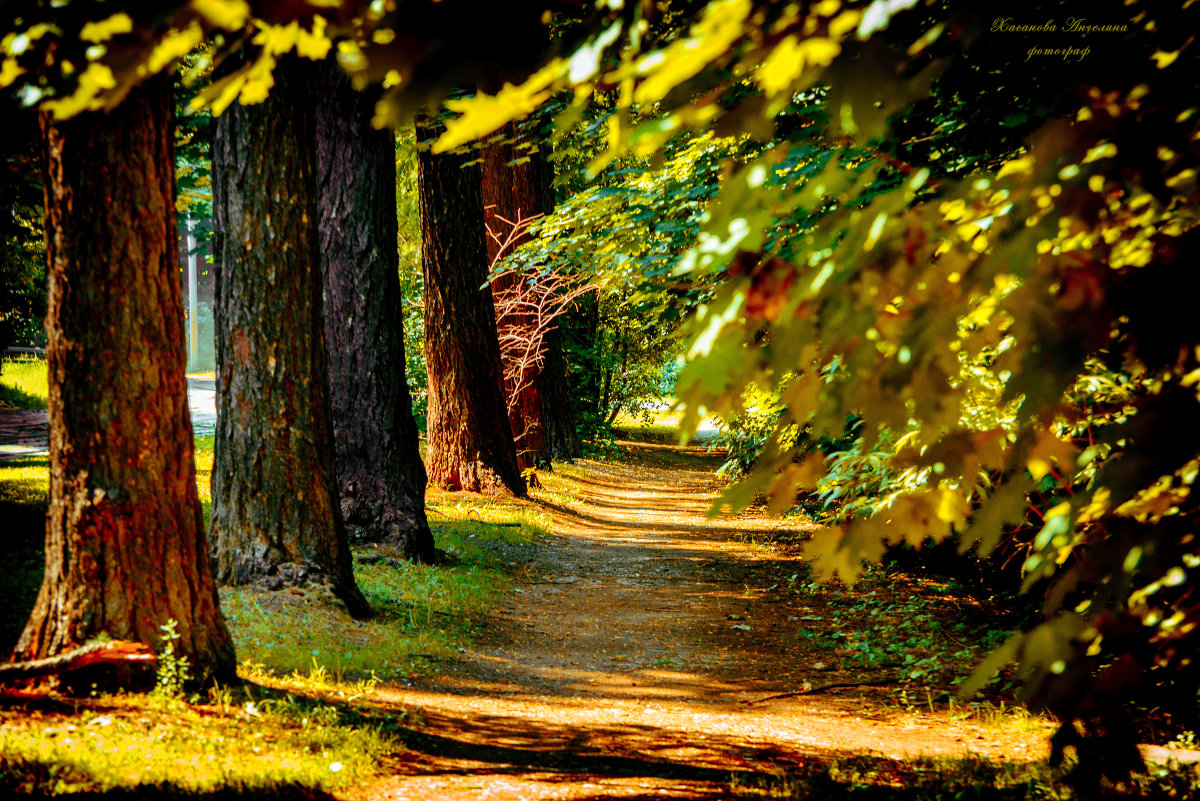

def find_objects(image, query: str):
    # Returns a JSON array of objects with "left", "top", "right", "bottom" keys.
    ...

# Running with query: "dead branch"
[{"left": 486, "top": 210, "right": 599, "bottom": 451}]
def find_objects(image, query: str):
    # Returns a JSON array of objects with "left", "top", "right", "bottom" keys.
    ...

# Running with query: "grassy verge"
[
  {"left": 0, "top": 435, "right": 543, "bottom": 796},
  {"left": 0, "top": 357, "right": 48, "bottom": 410},
  {"left": 0, "top": 690, "right": 391, "bottom": 797}
]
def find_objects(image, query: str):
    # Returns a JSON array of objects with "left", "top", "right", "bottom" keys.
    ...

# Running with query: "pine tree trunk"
[
  {"left": 418, "top": 116, "right": 525, "bottom": 497},
  {"left": 210, "top": 55, "right": 369, "bottom": 616},
  {"left": 14, "top": 75, "right": 236, "bottom": 686},
  {"left": 314, "top": 62, "right": 434, "bottom": 562},
  {"left": 482, "top": 124, "right": 579, "bottom": 464}
]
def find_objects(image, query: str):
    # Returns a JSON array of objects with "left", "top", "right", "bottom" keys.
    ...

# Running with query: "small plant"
[
  {"left": 152, "top": 619, "right": 191, "bottom": 698},
  {"left": 1168, "top": 730, "right": 1198, "bottom": 750}
]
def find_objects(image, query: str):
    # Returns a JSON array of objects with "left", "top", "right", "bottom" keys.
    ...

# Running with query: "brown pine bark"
[
  {"left": 210, "top": 55, "right": 369, "bottom": 616},
  {"left": 314, "top": 62, "right": 434, "bottom": 562},
  {"left": 14, "top": 75, "right": 236, "bottom": 686},
  {"left": 418, "top": 116, "right": 525, "bottom": 497},
  {"left": 482, "top": 125, "right": 579, "bottom": 464}
]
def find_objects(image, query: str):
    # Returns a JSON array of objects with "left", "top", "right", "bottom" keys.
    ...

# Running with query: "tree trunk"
[
  {"left": 314, "top": 62, "right": 434, "bottom": 563},
  {"left": 210, "top": 55, "right": 369, "bottom": 617},
  {"left": 482, "top": 123, "right": 579, "bottom": 464},
  {"left": 418, "top": 116, "right": 525, "bottom": 497},
  {"left": 14, "top": 75, "right": 236, "bottom": 686},
  {"left": 540, "top": 325, "right": 582, "bottom": 459}
]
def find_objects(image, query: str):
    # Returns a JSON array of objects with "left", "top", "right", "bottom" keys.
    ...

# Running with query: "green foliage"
[
  {"left": 152, "top": 619, "right": 191, "bottom": 699},
  {"left": 395, "top": 126, "right": 427, "bottom": 429},
  {"left": 729, "top": 752, "right": 1200, "bottom": 800},
  {"left": 0, "top": 111, "right": 45, "bottom": 354}
]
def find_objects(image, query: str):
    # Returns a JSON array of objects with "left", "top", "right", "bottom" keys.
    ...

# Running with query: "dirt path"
[{"left": 347, "top": 443, "right": 1050, "bottom": 800}]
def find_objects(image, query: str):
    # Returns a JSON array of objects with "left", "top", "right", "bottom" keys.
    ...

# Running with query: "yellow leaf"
[
  {"left": 828, "top": 11, "right": 860, "bottom": 38},
  {"left": 1152, "top": 49, "right": 1179, "bottom": 69},
  {"left": 143, "top": 23, "right": 203, "bottom": 75},
  {"left": 254, "top": 21, "right": 299, "bottom": 55},
  {"left": 0, "top": 57, "right": 23, "bottom": 88},
  {"left": 755, "top": 35, "right": 803, "bottom": 98},
  {"left": 1082, "top": 142, "right": 1117, "bottom": 163},
  {"left": 633, "top": 0, "right": 750, "bottom": 106},
  {"left": 936, "top": 488, "right": 970, "bottom": 525},
  {"left": 236, "top": 54, "right": 277, "bottom": 106},
  {"left": 996, "top": 154, "right": 1034, "bottom": 178},
  {"left": 43, "top": 62, "right": 116, "bottom": 119},
  {"left": 295, "top": 16, "right": 331, "bottom": 60},
  {"left": 433, "top": 58, "right": 567, "bottom": 153},
  {"left": 192, "top": 0, "right": 251, "bottom": 31},
  {"left": 81, "top": 13, "right": 134, "bottom": 43},
  {"left": 1028, "top": 457, "right": 1052, "bottom": 481}
]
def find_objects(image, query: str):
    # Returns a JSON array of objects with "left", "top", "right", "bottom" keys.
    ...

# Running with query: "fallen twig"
[{"left": 739, "top": 677, "right": 899, "bottom": 705}]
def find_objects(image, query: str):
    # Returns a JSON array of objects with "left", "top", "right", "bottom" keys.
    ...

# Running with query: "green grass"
[
  {"left": 0, "top": 357, "right": 48, "bottom": 410},
  {"left": 222, "top": 516, "right": 537, "bottom": 683},
  {"left": 0, "top": 689, "right": 393, "bottom": 796},
  {"left": 0, "top": 433, "right": 541, "bottom": 796}
]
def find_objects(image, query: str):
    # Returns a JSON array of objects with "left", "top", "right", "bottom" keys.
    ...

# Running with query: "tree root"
[{"left": 0, "top": 641, "right": 156, "bottom": 684}]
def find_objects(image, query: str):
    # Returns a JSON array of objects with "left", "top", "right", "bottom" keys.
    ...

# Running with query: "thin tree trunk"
[
  {"left": 482, "top": 122, "right": 579, "bottom": 464},
  {"left": 482, "top": 125, "right": 550, "bottom": 469},
  {"left": 15, "top": 75, "right": 236, "bottom": 686},
  {"left": 210, "top": 55, "right": 369, "bottom": 616},
  {"left": 540, "top": 325, "right": 582, "bottom": 459},
  {"left": 419, "top": 115, "right": 525, "bottom": 497},
  {"left": 314, "top": 61, "right": 434, "bottom": 562}
]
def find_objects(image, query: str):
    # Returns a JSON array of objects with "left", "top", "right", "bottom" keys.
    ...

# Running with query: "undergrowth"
[{"left": 729, "top": 753, "right": 1200, "bottom": 799}]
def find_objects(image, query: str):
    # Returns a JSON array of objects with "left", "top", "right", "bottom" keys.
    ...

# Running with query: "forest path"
[{"left": 347, "top": 442, "right": 1049, "bottom": 800}]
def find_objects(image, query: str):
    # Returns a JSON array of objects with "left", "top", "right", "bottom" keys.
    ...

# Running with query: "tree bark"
[
  {"left": 210, "top": 55, "right": 369, "bottom": 616},
  {"left": 540, "top": 324, "right": 582, "bottom": 459},
  {"left": 482, "top": 123, "right": 579, "bottom": 465},
  {"left": 14, "top": 75, "right": 236, "bottom": 686},
  {"left": 314, "top": 62, "right": 434, "bottom": 562},
  {"left": 418, "top": 116, "right": 525, "bottom": 497}
]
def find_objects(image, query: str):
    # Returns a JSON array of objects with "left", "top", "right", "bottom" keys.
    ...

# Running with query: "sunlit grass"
[
  {"left": 0, "top": 435, "right": 538, "bottom": 795},
  {"left": 0, "top": 691, "right": 392, "bottom": 796},
  {"left": 0, "top": 357, "right": 48, "bottom": 410},
  {"left": 611, "top": 400, "right": 719, "bottom": 445}
]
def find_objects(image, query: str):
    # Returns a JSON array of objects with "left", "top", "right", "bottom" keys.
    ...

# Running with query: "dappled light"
[{"left": 2, "top": 0, "right": 1198, "bottom": 796}]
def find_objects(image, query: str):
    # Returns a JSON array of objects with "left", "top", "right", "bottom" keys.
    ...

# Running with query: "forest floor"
[{"left": 343, "top": 441, "right": 1057, "bottom": 800}]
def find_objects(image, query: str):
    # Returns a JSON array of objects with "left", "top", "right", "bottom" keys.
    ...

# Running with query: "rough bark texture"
[
  {"left": 314, "top": 62, "right": 434, "bottom": 562},
  {"left": 210, "top": 56, "right": 369, "bottom": 616},
  {"left": 482, "top": 125, "right": 580, "bottom": 465},
  {"left": 15, "top": 76, "right": 236, "bottom": 685},
  {"left": 418, "top": 116, "right": 525, "bottom": 497}
]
